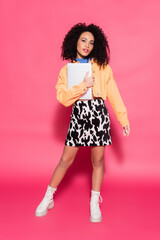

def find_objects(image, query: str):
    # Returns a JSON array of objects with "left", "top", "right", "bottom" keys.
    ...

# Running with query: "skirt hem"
[{"left": 64, "top": 142, "right": 112, "bottom": 147}]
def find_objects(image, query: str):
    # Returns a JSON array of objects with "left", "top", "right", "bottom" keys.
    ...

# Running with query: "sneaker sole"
[
  {"left": 35, "top": 201, "right": 54, "bottom": 217},
  {"left": 90, "top": 215, "right": 102, "bottom": 223}
]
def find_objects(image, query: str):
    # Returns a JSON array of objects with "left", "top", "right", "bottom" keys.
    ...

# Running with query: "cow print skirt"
[{"left": 65, "top": 98, "right": 112, "bottom": 147}]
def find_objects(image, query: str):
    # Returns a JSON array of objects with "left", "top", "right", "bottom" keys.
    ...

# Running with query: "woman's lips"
[{"left": 83, "top": 49, "right": 89, "bottom": 53}]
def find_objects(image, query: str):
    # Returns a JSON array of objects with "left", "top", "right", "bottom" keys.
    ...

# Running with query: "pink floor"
[
  {"left": 1, "top": 0, "right": 160, "bottom": 239},
  {"left": 1, "top": 178, "right": 160, "bottom": 240}
]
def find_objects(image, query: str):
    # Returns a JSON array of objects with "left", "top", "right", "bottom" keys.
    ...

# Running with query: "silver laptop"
[{"left": 67, "top": 63, "right": 92, "bottom": 99}]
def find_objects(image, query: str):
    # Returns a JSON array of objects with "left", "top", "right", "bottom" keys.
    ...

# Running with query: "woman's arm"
[{"left": 106, "top": 66, "right": 130, "bottom": 128}]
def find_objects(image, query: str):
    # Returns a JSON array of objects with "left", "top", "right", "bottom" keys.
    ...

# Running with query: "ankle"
[
  {"left": 48, "top": 185, "right": 57, "bottom": 191},
  {"left": 91, "top": 190, "right": 100, "bottom": 194}
]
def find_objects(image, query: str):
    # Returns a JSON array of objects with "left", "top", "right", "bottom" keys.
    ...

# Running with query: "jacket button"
[
  {"left": 97, "top": 93, "right": 99, "bottom": 95},
  {"left": 93, "top": 71, "right": 95, "bottom": 73}
]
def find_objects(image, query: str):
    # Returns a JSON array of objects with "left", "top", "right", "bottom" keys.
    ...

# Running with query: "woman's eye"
[{"left": 82, "top": 40, "right": 94, "bottom": 45}]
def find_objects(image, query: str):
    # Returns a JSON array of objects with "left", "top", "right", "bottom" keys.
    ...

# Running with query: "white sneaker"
[
  {"left": 35, "top": 185, "right": 57, "bottom": 217},
  {"left": 90, "top": 190, "right": 103, "bottom": 223}
]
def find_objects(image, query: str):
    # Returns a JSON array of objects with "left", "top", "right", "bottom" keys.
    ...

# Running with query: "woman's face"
[{"left": 76, "top": 31, "right": 94, "bottom": 59}]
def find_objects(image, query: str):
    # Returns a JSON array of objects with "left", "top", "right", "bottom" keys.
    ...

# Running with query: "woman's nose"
[{"left": 85, "top": 42, "right": 89, "bottom": 48}]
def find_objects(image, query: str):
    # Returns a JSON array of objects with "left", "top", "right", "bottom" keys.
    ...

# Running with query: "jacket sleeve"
[
  {"left": 55, "top": 66, "right": 88, "bottom": 107},
  {"left": 106, "top": 66, "right": 130, "bottom": 127}
]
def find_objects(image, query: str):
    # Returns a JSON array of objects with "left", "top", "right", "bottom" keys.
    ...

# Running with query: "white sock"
[
  {"left": 47, "top": 185, "right": 57, "bottom": 194},
  {"left": 91, "top": 190, "right": 100, "bottom": 195},
  {"left": 48, "top": 185, "right": 57, "bottom": 190}
]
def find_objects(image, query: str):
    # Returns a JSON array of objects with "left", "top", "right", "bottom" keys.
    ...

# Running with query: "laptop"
[{"left": 67, "top": 63, "right": 92, "bottom": 99}]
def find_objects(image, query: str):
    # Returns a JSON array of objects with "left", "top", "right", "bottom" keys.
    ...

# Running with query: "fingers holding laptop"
[{"left": 83, "top": 71, "right": 95, "bottom": 88}]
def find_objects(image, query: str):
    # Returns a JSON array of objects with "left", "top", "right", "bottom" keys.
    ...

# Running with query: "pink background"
[{"left": 0, "top": 0, "right": 160, "bottom": 239}]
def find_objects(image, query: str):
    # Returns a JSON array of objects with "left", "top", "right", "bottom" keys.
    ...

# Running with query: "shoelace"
[
  {"left": 42, "top": 190, "right": 56, "bottom": 205},
  {"left": 40, "top": 193, "right": 55, "bottom": 208},
  {"left": 90, "top": 194, "right": 103, "bottom": 216},
  {"left": 99, "top": 195, "right": 103, "bottom": 203},
  {"left": 46, "top": 188, "right": 57, "bottom": 197},
  {"left": 91, "top": 193, "right": 103, "bottom": 204}
]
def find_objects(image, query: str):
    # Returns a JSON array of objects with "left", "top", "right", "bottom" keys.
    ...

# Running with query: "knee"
[
  {"left": 59, "top": 155, "right": 74, "bottom": 168},
  {"left": 92, "top": 156, "right": 104, "bottom": 168}
]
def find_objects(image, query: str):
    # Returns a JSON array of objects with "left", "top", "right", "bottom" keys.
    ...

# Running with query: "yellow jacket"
[{"left": 55, "top": 58, "right": 129, "bottom": 127}]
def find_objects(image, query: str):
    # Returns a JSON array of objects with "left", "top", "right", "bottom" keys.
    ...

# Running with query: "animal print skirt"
[{"left": 65, "top": 98, "right": 112, "bottom": 147}]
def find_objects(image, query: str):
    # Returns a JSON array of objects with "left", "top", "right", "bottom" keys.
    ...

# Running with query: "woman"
[{"left": 35, "top": 23, "right": 130, "bottom": 222}]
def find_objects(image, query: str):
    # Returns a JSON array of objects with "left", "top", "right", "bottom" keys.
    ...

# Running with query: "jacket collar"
[{"left": 71, "top": 58, "right": 94, "bottom": 64}]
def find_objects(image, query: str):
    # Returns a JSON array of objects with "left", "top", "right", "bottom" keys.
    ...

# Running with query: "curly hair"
[{"left": 61, "top": 23, "right": 110, "bottom": 69}]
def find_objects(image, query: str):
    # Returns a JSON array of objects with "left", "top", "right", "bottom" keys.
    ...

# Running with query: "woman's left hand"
[{"left": 123, "top": 125, "right": 130, "bottom": 136}]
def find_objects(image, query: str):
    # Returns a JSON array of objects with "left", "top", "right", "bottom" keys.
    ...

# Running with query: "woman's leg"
[
  {"left": 49, "top": 145, "right": 80, "bottom": 188},
  {"left": 90, "top": 146, "right": 105, "bottom": 222},
  {"left": 91, "top": 146, "right": 105, "bottom": 191},
  {"left": 35, "top": 145, "right": 79, "bottom": 217}
]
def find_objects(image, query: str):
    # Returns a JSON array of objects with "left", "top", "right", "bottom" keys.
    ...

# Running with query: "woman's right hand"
[{"left": 83, "top": 71, "right": 95, "bottom": 88}]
